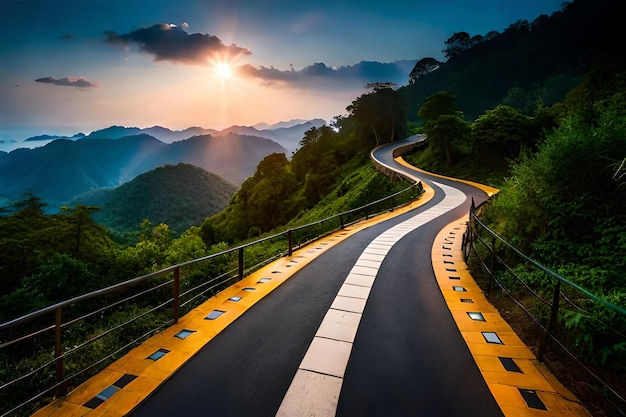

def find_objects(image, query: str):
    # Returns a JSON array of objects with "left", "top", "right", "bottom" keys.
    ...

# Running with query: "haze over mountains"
[
  {"left": 5, "top": 119, "right": 325, "bottom": 154},
  {"left": 0, "top": 119, "right": 325, "bottom": 210}
]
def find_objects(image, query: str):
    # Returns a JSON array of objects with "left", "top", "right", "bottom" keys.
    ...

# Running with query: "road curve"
[{"left": 130, "top": 138, "right": 503, "bottom": 417}]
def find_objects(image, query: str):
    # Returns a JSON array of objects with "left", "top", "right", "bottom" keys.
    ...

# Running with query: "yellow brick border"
[{"left": 432, "top": 217, "right": 591, "bottom": 417}]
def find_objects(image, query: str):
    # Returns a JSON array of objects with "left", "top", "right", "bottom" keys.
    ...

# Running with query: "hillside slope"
[{"left": 71, "top": 163, "right": 238, "bottom": 237}]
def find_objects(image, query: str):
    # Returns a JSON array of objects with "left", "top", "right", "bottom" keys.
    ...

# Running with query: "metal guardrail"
[
  {"left": 463, "top": 199, "right": 626, "bottom": 417},
  {"left": 0, "top": 182, "right": 423, "bottom": 417}
]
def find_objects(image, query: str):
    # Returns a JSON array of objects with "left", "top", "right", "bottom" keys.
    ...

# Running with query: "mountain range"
[
  {"left": 21, "top": 119, "right": 325, "bottom": 156},
  {"left": 0, "top": 119, "right": 325, "bottom": 210}
]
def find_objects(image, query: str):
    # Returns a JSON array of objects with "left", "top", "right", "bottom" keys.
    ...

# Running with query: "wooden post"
[
  {"left": 55, "top": 307, "right": 66, "bottom": 396},
  {"left": 488, "top": 235, "right": 496, "bottom": 296},
  {"left": 238, "top": 247, "right": 244, "bottom": 281},
  {"left": 538, "top": 280, "right": 561, "bottom": 361},
  {"left": 173, "top": 267, "right": 180, "bottom": 324}
]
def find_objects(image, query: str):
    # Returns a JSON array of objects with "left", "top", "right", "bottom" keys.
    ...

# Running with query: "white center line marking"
[{"left": 276, "top": 182, "right": 465, "bottom": 417}]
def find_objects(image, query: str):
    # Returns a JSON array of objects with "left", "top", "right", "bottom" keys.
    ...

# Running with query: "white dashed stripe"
[{"left": 275, "top": 182, "right": 465, "bottom": 416}]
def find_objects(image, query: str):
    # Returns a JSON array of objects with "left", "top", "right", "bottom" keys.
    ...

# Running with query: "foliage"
[
  {"left": 346, "top": 83, "right": 407, "bottom": 146},
  {"left": 471, "top": 105, "right": 534, "bottom": 158},
  {"left": 408, "top": 58, "right": 441, "bottom": 84},
  {"left": 418, "top": 92, "right": 470, "bottom": 166},
  {"left": 0, "top": 197, "right": 116, "bottom": 303},
  {"left": 417, "top": 91, "right": 459, "bottom": 121},
  {"left": 200, "top": 153, "right": 302, "bottom": 244}
]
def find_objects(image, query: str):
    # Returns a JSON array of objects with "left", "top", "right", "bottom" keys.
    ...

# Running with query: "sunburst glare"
[{"left": 214, "top": 62, "right": 233, "bottom": 79}]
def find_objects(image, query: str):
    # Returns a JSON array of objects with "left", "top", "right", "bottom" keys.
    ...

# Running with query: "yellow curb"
[
  {"left": 431, "top": 217, "right": 591, "bottom": 417},
  {"left": 395, "top": 156, "right": 500, "bottom": 197}
]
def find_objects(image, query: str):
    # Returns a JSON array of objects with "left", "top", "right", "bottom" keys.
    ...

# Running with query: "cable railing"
[
  {"left": 0, "top": 181, "right": 423, "bottom": 417},
  {"left": 463, "top": 199, "right": 626, "bottom": 417}
]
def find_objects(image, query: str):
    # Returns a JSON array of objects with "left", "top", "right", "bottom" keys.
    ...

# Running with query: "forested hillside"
[
  {"left": 70, "top": 163, "right": 237, "bottom": 241},
  {"left": 402, "top": 0, "right": 626, "bottom": 121}
]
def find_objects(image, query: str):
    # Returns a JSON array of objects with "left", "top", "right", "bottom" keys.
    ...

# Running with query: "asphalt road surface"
[{"left": 131, "top": 139, "right": 504, "bottom": 417}]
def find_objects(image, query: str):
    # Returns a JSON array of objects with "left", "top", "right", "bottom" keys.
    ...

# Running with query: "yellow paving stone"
[
  {"left": 95, "top": 389, "right": 144, "bottom": 416},
  {"left": 498, "top": 405, "right": 551, "bottom": 417},
  {"left": 121, "top": 375, "right": 162, "bottom": 395},
  {"left": 451, "top": 311, "right": 517, "bottom": 334},
  {"left": 474, "top": 355, "right": 541, "bottom": 376},
  {"left": 481, "top": 369, "right": 555, "bottom": 392},
  {"left": 64, "top": 369, "right": 125, "bottom": 405},
  {"left": 84, "top": 406, "right": 123, "bottom": 417},
  {"left": 107, "top": 345, "right": 160, "bottom": 375},
  {"left": 31, "top": 402, "right": 91, "bottom": 417},
  {"left": 148, "top": 349, "right": 192, "bottom": 375},
  {"left": 537, "top": 390, "right": 590, "bottom": 416},
  {"left": 488, "top": 383, "right": 532, "bottom": 409},
  {"left": 139, "top": 364, "right": 173, "bottom": 382},
  {"left": 461, "top": 329, "right": 529, "bottom": 348},
  {"left": 465, "top": 341, "right": 538, "bottom": 359}
]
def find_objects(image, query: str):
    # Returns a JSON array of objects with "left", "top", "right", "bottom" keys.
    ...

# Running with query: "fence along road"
[{"left": 130, "top": 138, "right": 505, "bottom": 417}]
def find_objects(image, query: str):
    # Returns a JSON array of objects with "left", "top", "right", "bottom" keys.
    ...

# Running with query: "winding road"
[{"left": 129, "top": 137, "right": 503, "bottom": 416}]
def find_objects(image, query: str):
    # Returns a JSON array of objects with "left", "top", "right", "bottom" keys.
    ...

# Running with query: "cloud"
[
  {"left": 105, "top": 23, "right": 251, "bottom": 65},
  {"left": 35, "top": 77, "right": 100, "bottom": 88},
  {"left": 238, "top": 60, "right": 417, "bottom": 90}
]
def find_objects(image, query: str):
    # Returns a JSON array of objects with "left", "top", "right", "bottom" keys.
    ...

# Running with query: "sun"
[{"left": 214, "top": 62, "right": 233, "bottom": 79}]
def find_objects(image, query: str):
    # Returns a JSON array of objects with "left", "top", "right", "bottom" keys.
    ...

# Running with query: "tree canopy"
[{"left": 346, "top": 83, "right": 407, "bottom": 146}]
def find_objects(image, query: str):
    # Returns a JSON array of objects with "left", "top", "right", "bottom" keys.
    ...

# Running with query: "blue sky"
[{"left": 0, "top": 0, "right": 565, "bottom": 149}]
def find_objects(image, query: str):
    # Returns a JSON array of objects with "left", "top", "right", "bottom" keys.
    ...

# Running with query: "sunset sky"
[{"left": 1, "top": 0, "right": 565, "bottom": 149}]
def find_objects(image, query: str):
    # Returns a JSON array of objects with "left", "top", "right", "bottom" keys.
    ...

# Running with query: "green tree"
[
  {"left": 409, "top": 58, "right": 441, "bottom": 84},
  {"left": 22, "top": 254, "right": 99, "bottom": 306},
  {"left": 418, "top": 92, "right": 469, "bottom": 165},
  {"left": 424, "top": 114, "right": 470, "bottom": 166},
  {"left": 201, "top": 153, "right": 303, "bottom": 243},
  {"left": 417, "top": 91, "right": 459, "bottom": 121},
  {"left": 442, "top": 32, "right": 472, "bottom": 59},
  {"left": 58, "top": 204, "right": 106, "bottom": 260},
  {"left": 347, "top": 83, "right": 406, "bottom": 146},
  {"left": 471, "top": 105, "right": 533, "bottom": 158},
  {"left": 165, "top": 227, "right": 208, "bottom": 265},
  {"left": 245, "top": 153, "right": 299, "bottom": 232}
]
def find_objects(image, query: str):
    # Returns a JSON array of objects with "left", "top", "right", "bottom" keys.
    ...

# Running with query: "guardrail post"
[
  {"left": 288, "top": 229, "right": 293, "bottom": 257},
  {"left": 538, "top": 280, "right": 561, "bottom": 361},
  {"left": 238, "top": 247, "right": 244, "bottom": 281},
  {"left": 340, "top": 214, "right": 344, "bottom": 229},
  {"left": 487, "top": 235, "right": 496, "bottom": 296},
  {"left": 54, "top": 307, "right": 66, "bottom": 396},
  {"left": 173, "top": 267, "right": 180, "bottom": 324}
]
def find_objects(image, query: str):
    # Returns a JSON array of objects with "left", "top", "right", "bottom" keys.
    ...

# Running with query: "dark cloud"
[
  {"left": 238, "top": 60, "right": 416, "bottom": 89},
  {"left": 35, "top": 76, "right": 100, "bottom": 88},
  {"left": 105, "top": 23, "right": 251, "bottom": 65}
]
